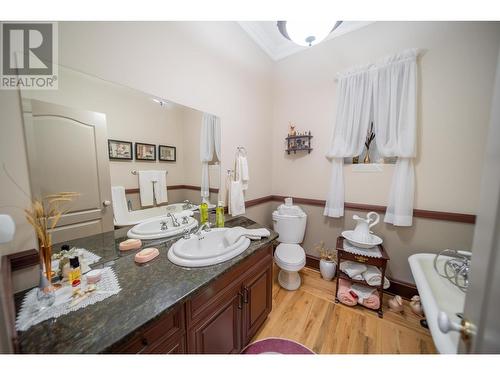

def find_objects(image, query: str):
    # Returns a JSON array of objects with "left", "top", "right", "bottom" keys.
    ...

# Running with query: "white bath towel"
[
  {"left": 138, "top": 170, "right": 168, "bottom": 206},
  {"left": 223, "top": 226, "right": 271, "bottom": 246},
  {"left": 350, "top": 284, "right": 377, "bottom": 304},
  {"left": 229, "top": 180, "right": 245, "bottom": 216},
  {"left": 362, "top": 265, "right": 390, "bottom": 289},
  {"left": 111, "top": 186, "right": 128, "bottom": 225},
  {"left": 236, "top": 154, "right": 249, "bottom": 191},
  {"left": 339, "top": 261, "right": 367, "bottom": 279},
  {"left": 155, "top": 170, "right": 168, "bottom": 204}
]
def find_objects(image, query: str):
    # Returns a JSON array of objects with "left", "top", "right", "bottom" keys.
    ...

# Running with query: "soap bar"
[
  {"left": 135, "top": 248, "right": 159, "bottom": 263},
  {"left": 119, "top": 239, "right": 142, "bottom": 251},
  {"left": 86, "top": 269, "right": 102, "bottom": 284}
]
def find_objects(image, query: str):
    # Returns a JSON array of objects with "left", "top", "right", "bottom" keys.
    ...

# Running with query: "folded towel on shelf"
[
  {"left": 337, "top": 279, "right": 357, "bottom": 306},
  {"left": 339, "top": 261, "right": 367, "bottom": 279},
  {"left": 229, "top": 180, "right": 245, "bottom": 216},
  {"left": 362, "top": 265, "right": 390, "bottom": 289},
  {"left": 224, "top": 226, "right": 271, "bottom": 246},
  {"left": 350, "top": 284, "right": 378, "bottom": 304},
  {"left": 360, "top": 293, "right": 381, "bottom": 310}
]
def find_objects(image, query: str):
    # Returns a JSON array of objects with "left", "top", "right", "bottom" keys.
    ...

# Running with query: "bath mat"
[{"left": 241, "top": 338, "right": 315, "bottom": 354}]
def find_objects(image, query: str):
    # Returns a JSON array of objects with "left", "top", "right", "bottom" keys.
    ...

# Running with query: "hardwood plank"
[{"left": 252, "top": 264, "right": 436, "bottom": 354}]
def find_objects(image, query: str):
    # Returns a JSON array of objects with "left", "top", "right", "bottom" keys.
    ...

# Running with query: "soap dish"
[
  {"left": 119, "top": 238, "right": 142, "bottom": 251},
  {"left": 86, "top": 269, "right": 102, "bottom": 284},
  {"left": 135, "top": 248, "right": 159, "bottom": 263}
]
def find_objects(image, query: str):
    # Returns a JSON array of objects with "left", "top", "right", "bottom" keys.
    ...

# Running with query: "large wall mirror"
[{"left": 20, "top": 64, "right": 221, "bottom": 243}]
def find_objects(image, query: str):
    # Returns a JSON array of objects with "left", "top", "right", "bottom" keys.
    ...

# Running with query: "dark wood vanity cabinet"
[
  {"left": 111, "top": 244, "right": 273, "bottom": 354},
  {"left": 186, "top": 245, "right": 273, "bottom": 354}
]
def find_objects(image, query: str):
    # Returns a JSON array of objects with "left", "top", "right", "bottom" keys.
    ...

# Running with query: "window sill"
[{"left": 352, "top": 163, "right": 384, "bottom": 172}]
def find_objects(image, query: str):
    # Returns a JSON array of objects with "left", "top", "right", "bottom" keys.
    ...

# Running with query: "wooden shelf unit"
[
  {"left": 285, "top": 134, "right": 313, "bottom": 155},
  {"left": 334, "top": 236, "right": 390, "bottom": 318}
]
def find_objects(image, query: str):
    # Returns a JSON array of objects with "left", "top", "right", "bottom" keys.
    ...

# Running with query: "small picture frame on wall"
[
  {"left": 108, "top": 139, "right": 133, "bottom": 160},
  {"left": 135, "top": 142, "right": 156, "bottom": 161},
  {"left": 159, "top": 145, "right": 176, "bottom": 162}
]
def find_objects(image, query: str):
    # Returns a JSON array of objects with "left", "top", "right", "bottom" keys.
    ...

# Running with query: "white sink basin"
[
  {"left": 168, "top": 228, "right": 251, "bottom": 267},
  {"left": 409, "top": 253, "right": 466, "bottom": 353},
  {"left": 127, "top": 215, "right": 198, "bottom": 240}
]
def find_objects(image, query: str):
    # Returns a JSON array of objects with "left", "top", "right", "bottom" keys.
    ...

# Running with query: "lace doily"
[
  {"left": 343, "top": 240, "right": 382, "bottom": 258},
  {"left": 16, "top": 267, "right": 121, "bottom": 331}
]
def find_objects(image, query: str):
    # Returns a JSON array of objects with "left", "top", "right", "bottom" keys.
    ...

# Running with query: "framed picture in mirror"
[
  {"left": 108, "top": 139, "right": 133, "bottom": 160},
  {"left": 135, "top": 142, "right": 156, "bottom": 161},
  {"left": 159, "top": 145, "right": 176, "bottom": 162}
]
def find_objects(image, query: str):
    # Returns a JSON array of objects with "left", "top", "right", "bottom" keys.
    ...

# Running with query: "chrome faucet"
[
  {"left": 168, "top": 213, "right": 180, "bottom": 227},
  {"left": 182, "top": 200, "right": 194, "bottom": 210},
  {"left": 194, "top": 222, "right": 212, "bottom": 240},
  {"left": 160, "top": 220, "right": 168, "bottom": 231}
]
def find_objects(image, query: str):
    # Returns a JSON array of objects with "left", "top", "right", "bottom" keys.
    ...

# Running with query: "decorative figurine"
[
  {"left": 410, "top": 295, "right": 424, "bottom": 316},
  {"left": 288, "top": 122, "right": 297, "bottom": 136},
  {"left": 388, "top": 295, "right": 404, "bottom": 313}
]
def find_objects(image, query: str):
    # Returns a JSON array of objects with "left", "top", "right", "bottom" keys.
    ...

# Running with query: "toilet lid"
[{"left": 275, "top": 244, "right": 305, "bottom": 266}]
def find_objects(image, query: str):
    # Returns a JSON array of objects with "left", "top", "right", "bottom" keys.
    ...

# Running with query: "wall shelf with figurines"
[{"left": 286, "top": 122, "right": 313, "bottom": 155}]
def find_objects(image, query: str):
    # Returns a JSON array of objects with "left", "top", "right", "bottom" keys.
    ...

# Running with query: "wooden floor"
[{"left": 252, "top": 265, "right": 436, "bottom": 354}]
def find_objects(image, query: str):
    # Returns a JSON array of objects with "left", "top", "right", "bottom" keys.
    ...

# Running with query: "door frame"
[{"left": 460, "top": 49, "right": 500, "bottom": 353}]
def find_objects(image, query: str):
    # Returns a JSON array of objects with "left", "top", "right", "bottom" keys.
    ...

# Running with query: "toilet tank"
[{"left": 272, "top": 205, "right": 307, "bottom": 244}]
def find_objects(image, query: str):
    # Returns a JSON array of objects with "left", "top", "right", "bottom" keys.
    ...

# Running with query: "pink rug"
[{"left": 241, "top": 338, "right": 315, "bottom": 354}]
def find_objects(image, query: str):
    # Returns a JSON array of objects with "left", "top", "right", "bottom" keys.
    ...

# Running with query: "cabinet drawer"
[
  {"left": 110, "top": 304, "right": 185, "bottom": 353},
  {"left": 187, "top": 245, "right": 272, "bottom": 325}
]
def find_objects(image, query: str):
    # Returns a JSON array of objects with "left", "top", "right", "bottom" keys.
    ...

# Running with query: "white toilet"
[{"left": 272, "top": 198, "right": 307, "bottom": 291}]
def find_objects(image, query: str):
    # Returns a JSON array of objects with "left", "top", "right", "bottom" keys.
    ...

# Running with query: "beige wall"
[
  {"left": 271, "top": 22, "right": 500, "bottom": 214},
  {"left": 268, "top": 22, "right": 500, "bottom": 282}
]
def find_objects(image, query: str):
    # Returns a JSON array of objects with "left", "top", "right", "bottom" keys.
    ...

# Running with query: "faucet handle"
[{"left": 182, "top": 228, "right": 191, "bottom": 239}]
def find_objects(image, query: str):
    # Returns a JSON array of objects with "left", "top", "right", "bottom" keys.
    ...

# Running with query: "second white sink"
[{"left": 168, "top": 228, "right": 251, "bottom": 267}]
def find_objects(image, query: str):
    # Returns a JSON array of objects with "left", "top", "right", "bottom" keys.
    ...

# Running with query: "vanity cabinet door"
[
  {"left": 242, "top": 260, "right": 273, "bottom": 345},
  {"left": 188, "top": 285, "right": 243, "bottom": 354}
]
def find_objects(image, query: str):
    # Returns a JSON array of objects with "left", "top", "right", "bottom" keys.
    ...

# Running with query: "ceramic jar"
[{"left": 320, "top": 259, "right": 337, "bottom": 281}]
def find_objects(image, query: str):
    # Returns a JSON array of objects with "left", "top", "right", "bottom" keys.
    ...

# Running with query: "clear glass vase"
[{"left": 36, "top": 268, "right": 55, "bottom": 309}]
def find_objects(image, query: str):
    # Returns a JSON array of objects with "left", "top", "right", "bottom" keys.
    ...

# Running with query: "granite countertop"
[{"left": 16, "top": 216, "right": 278, "bottom": 353}]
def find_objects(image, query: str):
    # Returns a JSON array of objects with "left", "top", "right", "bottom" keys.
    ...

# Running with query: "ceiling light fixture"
[{"left": 277, "top": 21, "right": 342, "bottom": 47}]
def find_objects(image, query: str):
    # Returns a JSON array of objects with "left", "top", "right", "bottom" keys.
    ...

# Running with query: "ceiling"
[{"left": 238, "top": 21, "right": 374, "bottom": 61}]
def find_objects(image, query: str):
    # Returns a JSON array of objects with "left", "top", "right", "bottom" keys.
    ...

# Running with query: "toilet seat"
[{"left": 274, "top": 244, "right": 306, "bottom": 271}]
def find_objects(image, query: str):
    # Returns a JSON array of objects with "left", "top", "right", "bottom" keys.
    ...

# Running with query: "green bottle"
[
  {"left": 216, "top": 201, "right": 225, "bottom": 228},
  {"left": 200, "top": 199, "right": 209, "bottom": 224}
]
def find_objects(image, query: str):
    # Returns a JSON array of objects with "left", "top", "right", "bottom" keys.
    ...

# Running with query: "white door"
[
  {"left": 458, "top": 50, "right": 500, "bottom": 353},
  {"left": 22, "top": 99, "right": 114, "bottom": 243}
]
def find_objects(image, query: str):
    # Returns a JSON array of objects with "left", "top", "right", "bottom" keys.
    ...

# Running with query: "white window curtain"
[
  {"left": 324, "top": 48, "right": 418, "bottom": 226},
  {"left": 372, "top": 49, "right": 418, "bottom": 226},
  {"left": 200, "top": 113, "right": 221, "bottom": 199},
  {"left": 324, "top": 68, "right": 373, "bottom": 217}
]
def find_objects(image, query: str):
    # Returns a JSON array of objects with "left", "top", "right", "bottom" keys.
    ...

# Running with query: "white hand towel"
[
  {"left": 339, "top": 261, "right": 367, "bottom": 279},
  {"left": 138, "top": 170, "right": 159, "bottom": 206},
  {"left": 154, "top": 170, "right": 168, "bottom": 204},
  {"left": 350, "top": 284, "right": 377, "bottom": 304},
  {"left": 224, "top": 226, "right": 271, "bottom": 246},
  {"left": 111, "top": 186, "right": 129, "bottom": 226},
  {"left": 362, "top": 265, "right": 390, "bottom": 289},
  {"left": 236, "top": 155, "right": 249, "bottom": 191},
  {"left": 229, "top": 180, "right": 245, "bottom": 216}
]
